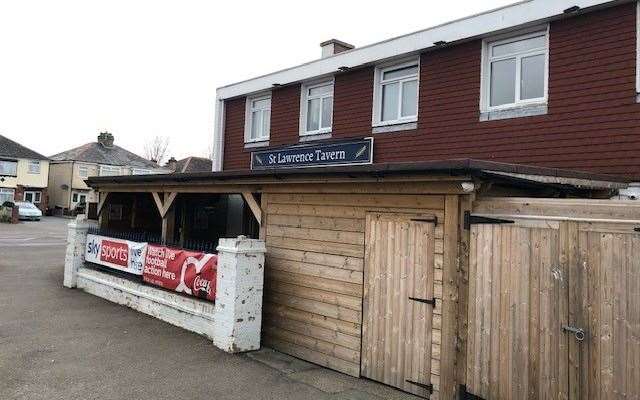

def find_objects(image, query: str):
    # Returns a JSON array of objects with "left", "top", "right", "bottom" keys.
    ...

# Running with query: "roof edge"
[{"left": 216, "top": 0, "right": 622, "bottom": 100}]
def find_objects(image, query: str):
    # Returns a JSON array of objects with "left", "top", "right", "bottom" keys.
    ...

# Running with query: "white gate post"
[
  {"left": 63, "top": 215, "right": 93, "bottom": 288},
  {"left": 214, "top": 236, "right": 266, "bottom": 352}
]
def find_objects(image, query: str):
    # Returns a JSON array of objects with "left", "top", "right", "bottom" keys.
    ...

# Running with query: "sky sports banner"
[
  {"left": 143, "top": 244, "right": 217, "bottom": 302},
  {"left": 251, "top": 137, "right": 373, "bottom": 170},
  {"left": 85, "top": 234, "right": 146, "bottom": 275}
]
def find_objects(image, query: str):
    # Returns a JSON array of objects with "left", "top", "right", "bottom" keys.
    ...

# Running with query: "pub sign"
[{"left": 251, "top": 137, "right": 373, "bottom": 170}]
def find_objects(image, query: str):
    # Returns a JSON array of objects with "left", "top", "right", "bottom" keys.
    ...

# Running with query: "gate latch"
[
  {"left": 562, "top": 325, "right": 586, "bottom": 341},
  {"left": 409, "top": 297, "right": 436, "bottom": 306}
]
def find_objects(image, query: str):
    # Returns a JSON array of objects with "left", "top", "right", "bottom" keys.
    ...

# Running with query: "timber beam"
[
  {"left": 152, "top": 192, "right": 178, "bottom": 218},
  {"left": 242, "top": 192, "right": 262, "bottom": 225}
]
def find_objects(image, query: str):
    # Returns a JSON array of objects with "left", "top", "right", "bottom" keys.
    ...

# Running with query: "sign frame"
[{"left": 250, "top": 137, "right": 374, "bottom": 170}]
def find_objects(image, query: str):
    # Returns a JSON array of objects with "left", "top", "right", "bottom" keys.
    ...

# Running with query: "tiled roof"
[
  {"left": 0, "top": 134, "right": 48, "bottom": 161},
  {"left": 50, "top": 142, "right": 159, "bottom": 169},
  {"left": 174, "top": 156, "right": 212, "bottom": 173}
]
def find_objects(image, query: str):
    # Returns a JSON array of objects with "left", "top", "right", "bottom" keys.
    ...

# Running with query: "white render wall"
[{"left": 63, "top": 216, "right": 266, "bottom": 353}]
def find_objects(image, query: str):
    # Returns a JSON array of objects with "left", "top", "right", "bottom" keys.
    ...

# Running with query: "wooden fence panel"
[
  {"left": 467, "top": 222, "right": 569, "bottom": 399},
  {"left": 574, "top": 223, "right": 640, "bottom": 400}
]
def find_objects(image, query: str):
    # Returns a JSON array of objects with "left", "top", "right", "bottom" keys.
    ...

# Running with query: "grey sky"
[{"left": 0, "top": 0, "right": 514, "bottom": 163}]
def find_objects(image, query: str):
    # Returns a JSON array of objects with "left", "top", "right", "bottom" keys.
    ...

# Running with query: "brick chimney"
[
  {"left": 97, "top": 131, "right": 114, "bottom": 148},
  {"left": 166, "top": 156, "right": 177, "bottom": 171},
  {"left": 320, "top": 39, "right": 354, "bottom": 58}
]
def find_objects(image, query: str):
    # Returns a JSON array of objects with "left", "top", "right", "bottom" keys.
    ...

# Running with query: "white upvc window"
[
  {"left": 131, "top": 168, "right": 151, "bottom": 175},
  {"left": 27, "top": 160, "right": 41, "bottom": 174},
  {"left": 0, "top": 188, "right": 15, "bottom": 204},
  {"left": 99, "top": 165, "right": 121, "bottom": 176},
  {"left": 0, "top": 160, "right": 18, "bottom": 176},
  {"left": 636, "top": 1, "right": 640, "bottom": 95},
  {"left": 78, "top": 165, "right": 89, "bottom": 178},
  {"left": 72, "top": 192, "right": 87, "bottom": 204},
  {"left": 481, "top": 28, "right": 549, "bottom": 111},
  {"left": 373, "top": 59, "right": 419, "bottom": 126},
  {"left": 300, "top": 80, "right": 334, "bottom": 136},
  {"left": 24, "top": 191, "right": 41, "bottom": 204},
  {"left": 244, "top": 94, "right": 271, "bottom": 143}
]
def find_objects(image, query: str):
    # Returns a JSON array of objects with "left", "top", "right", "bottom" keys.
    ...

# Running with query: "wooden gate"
[
  {"left": 361, "top": 213, "right": 437, "bottom": 398},
  {"left": 571, "top": 222, "right": 640, "bottom": 399},
  {"left": 466, "top": 198, "right": 640, "bottom": 400},
  {"left": 467, "top": 220, "right": 569, "bottom": 399}
]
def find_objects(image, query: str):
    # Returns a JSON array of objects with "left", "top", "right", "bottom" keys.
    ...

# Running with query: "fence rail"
[{"left": 86, "top": 227, "right": 217, "bottom": 253}]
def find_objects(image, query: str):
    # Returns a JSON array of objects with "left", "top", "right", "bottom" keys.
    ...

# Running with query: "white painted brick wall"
[
  {"left": 63, "top": 215, "right": 94, "bottom": 288},
  {"left": 63, "top": 222, "right": 266, "bottom": 354}
]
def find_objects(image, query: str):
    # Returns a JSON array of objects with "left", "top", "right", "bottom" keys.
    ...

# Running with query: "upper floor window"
[
  {"left": 244, "top": 94, "right": 271, "bottom": 143},
  {"left": 99, "top": 165, "right": 121, "bottom": 176},
  {"left": 27, "top": 160, "right": 41, "bottom": 174},
  {"left": 373, "top": 59, "right": 419, "bottom": 126},
  {"left": 0, "top": 160, "right": 17, "bottom": 176},
  {"left": 131, "top": 168, "right": 151, "bottom": 175},
  {"left": 482, "top": 29, "right": 548, "bottom": 110},
  {"left": 78, "top": 165, "right": 89, "bottom": 178},
  {"left": 301, "top": 81, "right": 333, "bottom": 136}
]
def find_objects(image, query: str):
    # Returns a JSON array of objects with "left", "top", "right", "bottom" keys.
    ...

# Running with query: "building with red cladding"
[{"left": 214, "top": 1, "right": 640, "bottom": 181}]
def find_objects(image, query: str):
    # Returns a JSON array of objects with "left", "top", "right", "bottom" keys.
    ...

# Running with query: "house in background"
[
  {"left": 0, "top": 134, "right": 50, "bottom": 212},
  {"left": 165, "top": 156, "right": 213, "bottom": 173},
  {"left": 48, "top": 132, "right": 164, "bottom": 213}
]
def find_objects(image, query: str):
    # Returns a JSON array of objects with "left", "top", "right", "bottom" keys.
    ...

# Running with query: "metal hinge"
[
  {"left": 411, "top": 216, "right": 438, "bottom": 225},
  {"left": 406, "top": 379, "right": 433, "bottom": 395},
  {"left": 409, "top": 297, "right": 436, "bottom": 306},
  {"left": 463, "top": 211, "right": 514, "bottom": 230}
]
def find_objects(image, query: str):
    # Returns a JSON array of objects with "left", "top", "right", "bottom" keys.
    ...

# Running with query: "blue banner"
[{"left": 251, "top": 138, "right": 373, "bottom": 170}]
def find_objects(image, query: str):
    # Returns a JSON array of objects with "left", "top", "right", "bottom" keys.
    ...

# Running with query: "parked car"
[{"left": 15, "top": 201, "right": 42, "bottom": 221}]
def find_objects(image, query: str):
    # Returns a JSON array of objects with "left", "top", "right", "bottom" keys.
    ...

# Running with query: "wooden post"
[
  {"left": 162, "top": 207, "right": 175, "bottom": 244},
  {"left": 441, "top": 195, "right": 460, "bottom": 399},
  {"left": 456, "top": 194, "right": 474, "bottom": 388},
  {"left": 153, "top": 192, "right": 178, "bottom": 244}
]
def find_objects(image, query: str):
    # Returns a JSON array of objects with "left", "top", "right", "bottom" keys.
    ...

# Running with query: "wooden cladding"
[
  {"left": 466, "top": 201, "right": 640, "bottom": 400},
  {"left": 260, "top": 189, "right": 447, "bottom": 383},
  {"left": 361, "top": 213, "right": 438, "bottom": 398}
]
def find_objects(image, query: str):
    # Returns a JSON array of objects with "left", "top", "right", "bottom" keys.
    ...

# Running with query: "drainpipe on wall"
[
  {"left": 68, "top": 161, "right": 74, "bottom": 212},
  {"left": 212, "top": 95, "right": 225, "bottom": 172}
]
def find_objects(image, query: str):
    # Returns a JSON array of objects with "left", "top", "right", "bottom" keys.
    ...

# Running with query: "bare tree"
[{"left": 144, "top": 136, "right": 170, "bottom": 164}]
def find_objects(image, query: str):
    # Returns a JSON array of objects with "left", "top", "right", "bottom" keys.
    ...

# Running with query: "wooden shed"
[{"left": 87, "top": 159, "right": 638, "bottom": 399}]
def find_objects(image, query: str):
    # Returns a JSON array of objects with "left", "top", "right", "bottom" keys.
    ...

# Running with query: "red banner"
[{"left": 143, "top": 244, "right": 217, "bottom": 301}]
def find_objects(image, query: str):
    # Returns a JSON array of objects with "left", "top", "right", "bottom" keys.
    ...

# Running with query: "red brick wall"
[
  {"left": 222, "top": 3, "right": 640, "bottom": 178},
  {"left": 14, "top": 185, "right": 48, "bottom": 212}
]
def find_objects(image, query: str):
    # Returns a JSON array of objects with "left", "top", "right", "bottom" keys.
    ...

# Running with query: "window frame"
[
  {"left": 77, "top": 164, "right": 89, "bottom": 178},
  {"left": 372, "top": 58, "right": 420, "bottom": 127},
  {"left": 480, "top": 26, "right": 550, "bottom": 112},
  {"left": 300, "top": 79, "right": 334, "bottom": 137},
  {"left": 27, "top": 160, "right": 41, "bottom": 174},
  {"left": 0, "top": 160, "right": 18, "bottom": 176},
  {"left": 99, "top": 165, "right": 121, "bottom": 176},
  {"left": 72, "top": 192, "right": 86, "bottom": 204},
  {"left": 131, "top": 168, "right": 151, "bottom": 175},
  {"left": 0, "top": 188, "right": 15, "bottom": 203},
  {"left": 636, "top": 1, "right": 639, "bottom": 95},
  {"left": 244, "top": 93, "right": 272, "bottom": 143},
  {"left": 24, "top": 190, "right": 41, "bottom": 204}
]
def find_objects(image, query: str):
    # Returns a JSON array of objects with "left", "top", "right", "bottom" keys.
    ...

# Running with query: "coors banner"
[
  {"left": 143, "top": 244, "right": 217, "bottom": 301},
  {"left": 84, "top": 234, "right": 147, "bottom": 275}
]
